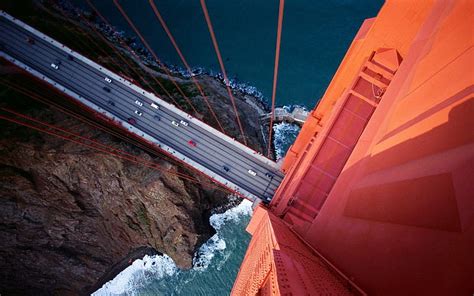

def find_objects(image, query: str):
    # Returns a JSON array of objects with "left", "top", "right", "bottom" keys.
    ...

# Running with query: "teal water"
[
  {"left": 94, "top": 200, "right": 253, "bottom": 296},
  {"left": 82, "top": 1, "right": 383, "bottom": 294},
  {"left": 76, "top": 0, "right": 382, "bottom": 108}
]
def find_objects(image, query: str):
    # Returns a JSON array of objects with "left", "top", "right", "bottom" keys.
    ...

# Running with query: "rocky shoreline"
[
  {"left": 50, "top": 0, "right": 272, "bottom": 150},
  {"left": 0, "top": 0, "right": 272, "bottom": 295}
]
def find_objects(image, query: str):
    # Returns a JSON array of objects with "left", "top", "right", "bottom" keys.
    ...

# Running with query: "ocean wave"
[
  {"left": 273, "top": 121, "right": 301, "bottom": 160},
  {"left": 93, "top": 254, "right": 177, "bottom": 296},
  {"left": 93, "top": 198, "right": 252, "bottom": 295}
]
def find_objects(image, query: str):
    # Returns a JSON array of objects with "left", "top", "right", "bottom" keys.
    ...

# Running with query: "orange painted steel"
[
  {"left": 85, "top": 0, "right": 180, "bottom": 107},
  {"left": 232, "top": 206, "right": 359, "bottom": 296},
  {"left": 149, "top": 0, "right": 243, "bottom": 143},
  {"left": 234, "top": 0, "right": 474, "bottom": 295},
  {"left": 267, "top": 0, "right": 285, "bottom": 157},
  {"left": 198, "top": 0, "right": 248, "bottom": 145},
  {"left": 112, "top": 0, "right": 209, "bottom": 124}
]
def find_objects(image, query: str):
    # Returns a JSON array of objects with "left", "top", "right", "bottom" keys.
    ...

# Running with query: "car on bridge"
[
  {"left": 104, "top": 77, "right": 112, "bottom": 83},
  {"left": 102, "top": 86, "right": 111, "bottom": 93},
  {"left": 134, "top": 110, "right": 143, "bottom": 116},
  {"left": 67, "top": 54, "right": 74, "bottom": 61},
  {"left": 223, "top": 165, "right": 230, "bottom": 172},
  {"left": 127, "top": 117, "right": 136, "bottom": 125},
  {"left": 50, "top": 60, "right": 60, "bottom": 70},
  {"left": 134, "top": 100, "right": 143, "bottom": 107},
  {"left": 265, "top": 172, "right": 274, "bottom": 179},
  {"left": 188, "top": 140, "right": 197, "bottom": 147},
  {"left": 248, "top": 169, "right": 257, "bottom": 176},
  {"left": 180, "top": 120, "right": 189, "bottom": 126},
  {"left": 171, "top": 120, "right": 179, "bottom": 127},
  {"left": 150, "top": 103, "right": 159, "bottom": 109}
]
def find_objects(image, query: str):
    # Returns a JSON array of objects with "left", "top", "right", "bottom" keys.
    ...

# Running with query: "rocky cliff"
[
  {"left": 0, "top": 89, "right": 235, "bottom": 294},
  {"left": 0, "top": 1, "right": 270, "bottom": 294}
]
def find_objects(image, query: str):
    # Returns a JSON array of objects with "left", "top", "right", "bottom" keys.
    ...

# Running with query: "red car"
[
  {"left": 188, "top": 140, "right": 197, "bottom": 147},
  {"left": 127, "top": 118, "right": 136, "bottom": 125}
]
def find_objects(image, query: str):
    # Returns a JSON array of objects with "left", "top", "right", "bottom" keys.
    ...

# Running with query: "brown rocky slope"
[
  {"left": 0, "top": 1, "right": 270, "bottom": 294},
  {"left": 0, "top": 75, "right": 248, "bottom": 295}
]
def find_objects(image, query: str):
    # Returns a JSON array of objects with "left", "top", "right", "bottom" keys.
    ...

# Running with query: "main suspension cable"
[
  {"left": 148, "top": 0, "right": 232, "bottom": 141},
  {"left": 267, "top": 0, "right": 285, "bottom": 157},
  {"left": 1, "top": 106, "right": 201, "bottom": 182},
  {"left": 112, "top": 0, "right": 208, "bottom": 122},
  {"left": 0, "top": 108, "right": 229, "bottom": 192},
  {"left": 199, "top": 0, "right": 248, "bottom": 145},
  {"left": 84, "top": 0, "right": 181, "bottom": 107},
  {"left": 0, "top": 78, "right": 192, "bottom": 170}
]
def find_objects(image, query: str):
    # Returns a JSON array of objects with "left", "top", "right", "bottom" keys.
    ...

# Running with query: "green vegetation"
[{"left": 136, "top": 203, "right": 150, "bottom": 228}]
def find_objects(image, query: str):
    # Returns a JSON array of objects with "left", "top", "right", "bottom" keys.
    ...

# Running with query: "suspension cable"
[
  {"left": 112, "top": 0, "right": 214, "bottom": 124},
  {"left": 51, "top": 6, "right": 125, "bottom": 73},
  {"left": 0, "top": 108, "right": 230, "bottom": 191},
  {"left": 267, "top": 0, "right": 285, "bottom": 157},
  {"left": 77, "top": 12, "right": 158, "bottom": 92},
  {"left": 84, "top": 0, "right": 181, "bottom": 107},
  {"left": 0, "top": 78, "right": 188, "bottom": 171},
  {"left": 0, "top": 78, "right": 232, "bottom": 192},
  {"left": 199, "top": 0, "right": 248, "bottom": 145},
  {"left": 1, "top": 107, "right": 201, "bottom": 182},
  {"left": 148, "top": 0, "right": 234, "bottom": 141}
]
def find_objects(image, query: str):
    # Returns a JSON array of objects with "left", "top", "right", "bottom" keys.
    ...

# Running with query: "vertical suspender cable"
[
  {"left": 147, "top": 0, "right": 232, "bottom": 142},
  {"left": 267, "top": 0, "right": 285, "bottom": 157},
  {"left": 197, "top": 0, "right": 248, "bottom": 145},
  {"left": 113, "top": 0, "right": 229, "bottom": 134},
  {"left": 112, "top": 0, "right": 201, "bottom": 117},
  {"left": 85, "top": 0, "right": 180, "bottom": 107},
  {"left": 78, "top": 13, "right": 157, "bottom": 92},
  {"left": 52, "top": 6, "right": 124, "bottom": 72}
]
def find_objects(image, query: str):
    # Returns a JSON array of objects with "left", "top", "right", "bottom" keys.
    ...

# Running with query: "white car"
[
  {"left": 104, "top": 77, "right": 112, "bottom": 83},
  {"left": 247, "top": 169, "right": 257, "bottom": 176},
  {"left": 150, "top": 103, "right": 159, "bottom": 109},
  {"left": 180, "top": 120, "right": 189, "bottom": 126},
  {"left": 134, "top": 110, "right": 143, "bottom": 116},
  {"left": 171, "top": 120, "right": 180, "bottom": 127},
  {"left": 134, "top": 100, "right": 143, "bottom": 107},
  {"left": 50, "top": 62, "right": 59, "bottom": 70}
]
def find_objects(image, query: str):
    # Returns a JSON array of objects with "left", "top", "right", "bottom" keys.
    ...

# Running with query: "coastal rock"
[
  {"left": 0, "top": 104, "right": 231, "bottom": 295},
  {"left": 0, "top": 1, "right": 268, "bottom": 294}
]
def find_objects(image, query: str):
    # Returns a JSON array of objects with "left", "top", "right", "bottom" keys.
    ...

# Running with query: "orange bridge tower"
[{"left": 232, "top": 0, "right": 474, "bottom": 295}]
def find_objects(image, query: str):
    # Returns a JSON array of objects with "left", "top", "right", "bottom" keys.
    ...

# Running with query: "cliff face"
[
  {"left": 0, "top": 98, "right": 232, "bottom": 295},
  {"left": 0, "top": 1, "right": 269, "bottom": 295}
]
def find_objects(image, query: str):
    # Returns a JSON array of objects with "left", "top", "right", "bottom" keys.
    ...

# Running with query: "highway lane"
[
  {"left": 0, "top": 14, "right": 284, "bottom": 199},
  {"left": 0, "top": 19, "right": 283, "bottom": 196},
  {"left": 0, "top": 29, "right": 281, "bottom": 196}
]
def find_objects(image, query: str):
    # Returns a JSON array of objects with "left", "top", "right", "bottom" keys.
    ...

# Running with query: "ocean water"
[
  {"left": 75, "top": 0, "right": 383, "bottom": 108},
  {"left": 94, "top": 199, "right": 253, "bottom": 296},
  {"left": 79, "top": 1, "right": 384, "bottom": 294}
]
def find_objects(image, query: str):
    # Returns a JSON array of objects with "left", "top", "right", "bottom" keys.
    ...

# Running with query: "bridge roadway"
[{"left": 0, "top": 11, "right": 284, "bottom": 201}]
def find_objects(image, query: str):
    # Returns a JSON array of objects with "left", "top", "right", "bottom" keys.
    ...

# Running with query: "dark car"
[
  {"left": 154, "top": 115, "right": 161, "bottom": 121},
  {"left": 223, "top": 165, "right": 230, "bottom": 172},
  {"left": 67, "top": 54, "right": 74, "bottom": 61},
  {"left": 265, "top": 172, "right": 274, "bottom": 179},
  {"left": 26, "top": 37, "right": 35, "bottom": 44},
  {"left": 103, "top": 86, "right": 111, "bottom": 93},
  {"left": 127, "top": 117, "right": 136, "bottom": 125},
  {"left": 107, "top": 100, "right": 115, "bottom": 106}
]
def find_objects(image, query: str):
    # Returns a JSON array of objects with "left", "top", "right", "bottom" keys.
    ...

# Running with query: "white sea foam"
[
  {"left": 273, "top": 121, "right": 301, "bottom": 160},
  {"left": 209, "top": 198, "right": 253, "bottom": 231},
  {"left": 93, "top": 198, "right": 253, "bottom": 295},
  {"left": 93, "top": 254, "right": 177, "bottom": 296}
]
